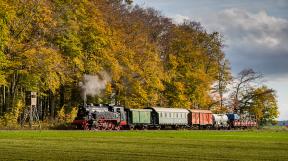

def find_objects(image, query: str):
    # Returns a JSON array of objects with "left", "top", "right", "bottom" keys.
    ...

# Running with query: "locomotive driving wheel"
[
  {"left": 96, "top": 116, "right": 107, "bottom": 130},
  {"left": 82, "top": 121, "right": 89, "bottom": 130},
  {"left": 102, "top": 121, "right": 109, "bottom": 130},
  {"left": 107, "top": 121, "right": 115, "bottom": 130},
  {"left": 114, "top": 125, "right": 120, "bottom": 131}
]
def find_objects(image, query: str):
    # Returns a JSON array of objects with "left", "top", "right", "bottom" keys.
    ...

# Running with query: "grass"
[{"left": 0, "top": 130, "right": 287, "bottom": 161}]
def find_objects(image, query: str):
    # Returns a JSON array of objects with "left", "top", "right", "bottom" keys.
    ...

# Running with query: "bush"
[
  {"left": 0, "top": 100, "right": 24, "bottom": 129},
  {"left": 56, "top": 106, "right": 78, "bottom": 123}
]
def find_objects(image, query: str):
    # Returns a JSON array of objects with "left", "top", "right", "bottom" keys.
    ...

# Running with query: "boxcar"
[
  {"left": 188, "top": 110, "right": 213, "bottom": 128},
  {"left": 148, "top": 107, "right": 189, "bottom": 128},
  {"left": 127, "top": 109, "right": 152, "bottom": 129}
]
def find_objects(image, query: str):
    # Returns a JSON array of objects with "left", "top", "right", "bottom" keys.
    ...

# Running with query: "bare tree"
[{"left": 231, "top": 68, "right": 263, "bottom": 113}]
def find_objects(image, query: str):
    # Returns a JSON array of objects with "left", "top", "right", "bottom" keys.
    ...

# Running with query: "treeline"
[{"left": 0, "top": 0, "right": 278, "bottom": 126}]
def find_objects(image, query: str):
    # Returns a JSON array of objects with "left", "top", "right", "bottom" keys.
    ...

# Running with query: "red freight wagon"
[{"left": 188, "top": 110, "right": 213, "bottom": 128}]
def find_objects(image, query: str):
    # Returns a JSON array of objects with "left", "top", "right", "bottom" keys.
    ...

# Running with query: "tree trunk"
[
  {"left": 49, "top": 91, "right": 56, "bottom": 120},
  {"left": 59, "top": 85, "right": 65, "bottom": 108}
]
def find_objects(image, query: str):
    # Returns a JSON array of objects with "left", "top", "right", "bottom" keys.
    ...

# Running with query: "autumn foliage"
[{"left": 0, "top": 0, "right": 278, "bottom": 126}]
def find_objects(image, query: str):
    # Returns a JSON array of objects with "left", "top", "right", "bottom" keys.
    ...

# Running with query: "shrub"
[
  {"left": 56, "top": 106, "right": 78, "bottom": 123},
  {"left": 0, "top": 100, "right": 24, "bottom": 129}
]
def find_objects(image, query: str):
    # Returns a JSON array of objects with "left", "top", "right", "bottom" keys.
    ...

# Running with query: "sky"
[{"left": 134, "top": 0, "right": 288, "bottom": 120}]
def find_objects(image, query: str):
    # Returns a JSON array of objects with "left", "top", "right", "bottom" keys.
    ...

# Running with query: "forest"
[{"left": 0, "top": 0, "right": 278, "bottom": 127}]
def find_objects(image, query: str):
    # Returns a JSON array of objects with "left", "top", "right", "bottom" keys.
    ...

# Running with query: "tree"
[
  {"left": 211, "top": 58, "right": 232, "bottom": 112},
  {"left": 249, "top": 86, "right": 279, "bottom": 125},
  {"left": 161, "top": 22, "right": 227, "bottom": 109},
  {"left": 230, "top": 68, "right": 263, "bottom": 113}
]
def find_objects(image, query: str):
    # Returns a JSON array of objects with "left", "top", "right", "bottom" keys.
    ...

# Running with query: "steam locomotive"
[{"left": 72, "top": 104, "right": 257, "bottom": 130}]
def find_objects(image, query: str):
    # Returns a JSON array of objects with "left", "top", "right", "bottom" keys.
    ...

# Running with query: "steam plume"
[{"left": 79, "top": 71, "right": 111, "bottom": 103}]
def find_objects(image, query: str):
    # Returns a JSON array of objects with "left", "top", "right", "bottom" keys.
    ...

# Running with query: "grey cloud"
[
  {"left": 204, "top": 8, "right": 288, "bottom": 77},
  {"left": 227, "top": 48, "right": 288, "bottom": 76},
  {"left": 209, "top": 9, "right": 288, "bottom": 50}
]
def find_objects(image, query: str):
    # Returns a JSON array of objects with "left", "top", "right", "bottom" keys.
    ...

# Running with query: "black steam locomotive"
[{"left": 73, "top": 104, "right": 127, "bottom": 130}]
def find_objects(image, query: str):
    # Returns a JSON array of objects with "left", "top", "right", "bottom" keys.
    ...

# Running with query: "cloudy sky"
[{"left": 134, "top": 0, "right": 288, "bottom": 120}]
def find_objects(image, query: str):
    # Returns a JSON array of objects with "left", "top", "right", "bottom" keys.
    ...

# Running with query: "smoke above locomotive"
[{"left": 79, "top": 71, "right": 111, "bottom": 102}]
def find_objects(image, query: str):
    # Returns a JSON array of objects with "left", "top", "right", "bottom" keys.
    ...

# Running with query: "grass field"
[{"left": 0, "top": 130, "right": 287, "bottom": 161}]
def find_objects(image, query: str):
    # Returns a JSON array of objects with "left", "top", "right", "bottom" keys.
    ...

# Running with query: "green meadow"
[{"left": 0, "top": 130, "right": 287, "bottom": 161}]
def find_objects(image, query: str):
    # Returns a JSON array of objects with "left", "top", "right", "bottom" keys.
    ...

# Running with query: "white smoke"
[{"left": 79, "top": 71, "right": 111, "bottom": 101}]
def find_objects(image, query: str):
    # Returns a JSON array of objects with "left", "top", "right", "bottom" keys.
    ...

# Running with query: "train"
[{"left": 72, "top": 104, "right": 257, "bottom": 130}]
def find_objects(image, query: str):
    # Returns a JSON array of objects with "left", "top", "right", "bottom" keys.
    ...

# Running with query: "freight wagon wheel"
[{"left": 128, "top": 125, "right": 134, "bottom": 130}]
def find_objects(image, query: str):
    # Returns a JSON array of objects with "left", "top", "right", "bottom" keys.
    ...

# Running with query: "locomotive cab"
[{"left": 111, "top": 106, "right": 127, "bottom": 126}]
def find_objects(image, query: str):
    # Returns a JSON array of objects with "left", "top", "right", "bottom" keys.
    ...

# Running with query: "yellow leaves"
[
  {"left": 72, "top": 57, "right": 84, "bottom": 73},
  {"left": 105, "top": 83, "right": 113, "bottom": 97},
  {"left": 249, "top": 86, "right": 279, "bottom": 124},
  {"left": 174, "top": 82, "right": 185, "bottom": 92},
  {"left": 0, "top": 99, "right": 24, "bottom": 128},
  {"left": 57, "top": 106, "right": 77, "bottom": 123},
  {"left": 57, "top": 107, "right": 66, "bottom": 123},
  {"left": 0, "top": 52, "right": 8, "bottom": 85},
  {"left": 22, "top": 47, "right": 66, "bottom": 93}
]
